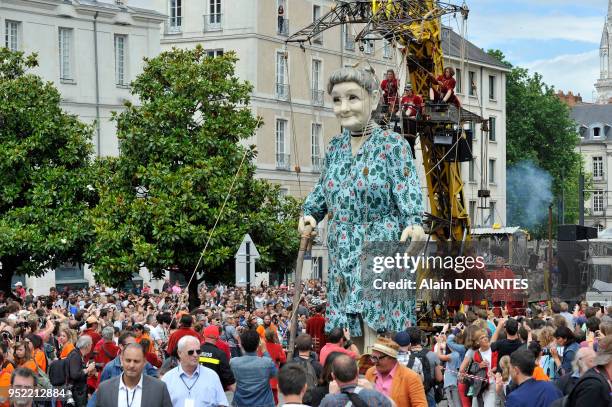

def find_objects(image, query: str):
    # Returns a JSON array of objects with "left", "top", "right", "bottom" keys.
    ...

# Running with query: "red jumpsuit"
[
  {"left": 401, "top": 94, "right": 424, "bottom": 117},
  {"left": 381, "top": 78, "right": 399, "bottom": 109},
  {"left": 432, "top": 75, "right": 461, "bottom": 107}
]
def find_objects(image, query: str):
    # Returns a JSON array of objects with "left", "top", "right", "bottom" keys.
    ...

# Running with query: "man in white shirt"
[
  {"left": 162, "top": 335, "right": 228, "bottom": 407},
  {"left": 96, "top": 343, "right": 172, "bottom": 407}
]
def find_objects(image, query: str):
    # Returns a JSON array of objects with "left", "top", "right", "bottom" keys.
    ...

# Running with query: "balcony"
[
  {"left": 203, "top": 13, "right": 222, "bottom": 32},
  {"left": 345, "top": 35, "right": 355, "bottom": 51},
  {"left": 312, "top": 156, "right": 323, "bottom": 172},
  {"left": 277, "top": 18, "right": 289, "bottom": 36},
  {"left": 165, "top": 18, "right": 182, "bottom": 34},
  {"left": 276, "top": 83, "right": 289, "bottom": 101},
  {"left": 311, "top": 89, "right": 324, "bottom": 106},
  {"left": 276, "top": 153, "right": 291, "bottom": 170}
]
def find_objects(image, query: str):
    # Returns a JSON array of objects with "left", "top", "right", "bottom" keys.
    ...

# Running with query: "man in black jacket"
[
  {"left": 199, "top": 325, "right": 235, "bottom": 391},
  {"left": 66, "top": 335, "right": 96, "bottom": 407},
  {"left": 568, "top": 335, "right": 612, "bottom": 407}
]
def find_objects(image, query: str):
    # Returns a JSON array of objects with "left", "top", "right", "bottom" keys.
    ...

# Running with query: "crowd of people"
[{"left": 0, "top": 280, "right": 610, "bottom": 407}]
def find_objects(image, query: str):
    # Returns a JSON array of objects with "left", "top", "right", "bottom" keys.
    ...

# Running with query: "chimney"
[{"left": 116, "top": 0, "right": 127, "bottom": 5}]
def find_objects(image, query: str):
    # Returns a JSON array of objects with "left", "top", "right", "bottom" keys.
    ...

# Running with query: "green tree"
[
  {"left": 88, "top": 47, "right": 300, "bottom": 307},
  {"left": 487, "top": 50, "right": 584, "bottom": 237},
  {"left": 0, "top": 49, "right": 96, "bottom": 294}
]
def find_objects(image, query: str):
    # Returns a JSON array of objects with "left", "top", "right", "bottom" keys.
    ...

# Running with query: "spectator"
[
  {"left": 58, "top": 327, "right": 76, "bottom": 359},
  {"left": 278, "top": 363, "right": 309, "bottom": 407},
  {"left": 436, "top": 331, "right": 465, "bottom": 407},
  {"left": 491, "top": 318, "right": 523, "bottom": 359},
  {"left": 256, "top": 314, "right": 277, "bottom": 341},
  {"left": 149, "top": 313, "right": 169, "bottom": 349},
  {"left": 171, "top": 281, "right": 182, "bottom": 295},
  {"left": 140, "top": 338, "right": 162, "bottom": 368},
  {"left": 0, "top": 344, "right": 14, "bottom": 405},
  {"left": 133, "top": 324, "right": 154, "bottom": 354},
  {"left": 556, "top": 347, "right": 596, "bottom": 396},
  {"left": 306, "top": 305, "right": 326, "bottom": 353},
  {"left": 8, "top": 367, "right": 37, "bottom": 407},
  {"left": 277, "top": 4, "right": 285, "bottom": 34},
  {"left": 199, "top": 325, "right": 235, "bottom": 390},
  {"left": 394, "top": 331, "right": 423, "bottom": 381},
  {"left": 98, "top": 331, "right": 158, "bottom": 383},
  {"left": 527, "top": 341, "right": 550, "bottom": 381},
  {"left": 230, "top": 329, "right": 278, "bottom": 407},
  {"left": 162, "top": 335, "right": 228, "bottom": 407},
  {"left": 319, "top": 328, "right": 360, "bottom": 366},
  {"left": 165, "top": 314, "right": 199, "bottom": 357},
  {"left": 263, "top": 328, "right": 286, "bottom": 404},
  {"left": 12, "top": 341, "right": 36, "bottom": 374},
  {"left": 303, "top": 351, "right": 343, "bottom": 407},
  {"left": 66, "top": 335, "right": 96, "bottom": 407},
  {"left": 93, "top": 326, "right": 120, "bottom": 371},
  {"left": 320, "top": 353, "right": 393, "bottom": 407},
  {"left": 95, "top": 343, "right": 172, "bottom": 407},
  {"left": 82, "top": 317, "right": 102, "bottom": 352},
  {"left": 24, "top": 334, "right": 46, "bottom": 373},
  {"left": 559, "top": 302, "right": 575, "bottom": 329},
  {"left": 406, "top": 327, "right": 443, "bottom": 407},
  {"left": 567, "top": 335, "right": 612, "bottom": 407},
  {"left": 364, "top": 337, "right": 428, "bottom": 407},
  {"left": 505, "top": 348, "right": 563, "bottom": 407},
  {"left": 552, "top": 326, "right": 579, "bottom": 377},
  {"left": 459, "top": 329, "right": 496, "bottom": 407}
]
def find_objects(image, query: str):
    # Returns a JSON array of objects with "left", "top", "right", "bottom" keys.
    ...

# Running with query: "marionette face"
[{"left": 331, "top": 81, "right": 380, "bottom": 131}]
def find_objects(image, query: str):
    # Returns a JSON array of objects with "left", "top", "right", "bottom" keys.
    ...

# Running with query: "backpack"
[
  {"left": 295, "top": 357, "right": 318, "bottom": 390},
  {"left": 408, "top": 349, "right": 434, "bottom": 392},
  {"left": 48, "top": 358, "right": 68, "bottom": 386}
]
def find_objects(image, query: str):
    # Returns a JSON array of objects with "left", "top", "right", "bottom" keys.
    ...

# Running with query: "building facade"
[
  {"left": 597, "top": 0, "right": 612, "bottom": 103},
  {"left": 571, "top": 104, "right": 612, "bottom": 231},
  {"left": 152, "top": 0, "right": 508, "bottom": 280},
  {"left": 0, "top": 0, "right": 164, "bottom": 294}
]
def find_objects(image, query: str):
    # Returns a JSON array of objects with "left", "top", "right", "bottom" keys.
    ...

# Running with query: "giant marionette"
[{"left": 299, "top": 67, "right": 425, "bottom": 344}]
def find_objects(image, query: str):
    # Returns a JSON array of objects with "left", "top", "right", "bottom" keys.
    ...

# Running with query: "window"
[
  {"left": 276, "top": 119, "right": 289, "bottom": 170},
  {"left": 313, "top": 5, "right": 322, "bottom": 44},
  {"left": 489, "top": 117, "right": 496, "bottom": 141},
  {"left": 456, "top": 68, "right": 462, "bottom": 93},
  {"left": 383, "top": 40, "right": 392, "bottom": 59},
  {"left": 364, "top": 40, "right": 374, "bottom": 55},
  {"left": 469, "top": 121, "right": 477, "bottom": 141},
  {"left": 58, "top": 28, "right": 73, "bottom": 81},
  {"left": 5, "top": 20, "right": 19, "bottom": 51},
  {"left": 276, "top": 52, "right": 288, "bottom": 100},
  {"left": 489, "top": 201, "right": 496, "bottom": 226},
  {"left": 593, "top": 156, "right": 604, "bottom": 179},
  {"left": 311, "top": 123, "right": 322, "bottom": 170},
  {"left": 312, "top": 59, "right": 323, "bottom": 105},
  {"left": 206, "top": 49, "right": 224, "bottom": 58},
  {"left": 489, "top": 75, "right": 496, "bottom": 100},
  {"left": 593, "top": 127, "right": 602, "bottom": 138},
  {"left": 205, "top": 0, "right": 222, "bottom": 31},
  {"left": 169, "top": 0, "right": 182, "bottom": 30},
  {"left": 468, "top": 71, "right": 476, "bottom": 96},
  {"left": 469, "top": 200, "right": 476, "bottom": 224},
  {"left": 488, "top": 159, "right": 496, "bottom": 183},
  {"left": 114, "top": 35, "right": 127, "bottom": 86},
  {"left": 468, "top": 159, "right": 475, "bottom": 182},
  {"left": 596, "top": 223, "right": 605, "bottom": 232},
  {"left": 593, "top": 190, "right": 605, "bottom": 213}
]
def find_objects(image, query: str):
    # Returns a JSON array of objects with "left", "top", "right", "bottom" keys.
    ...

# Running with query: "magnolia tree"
[{"left": 88, "top": 47, "right": 299, "bottom": 308}]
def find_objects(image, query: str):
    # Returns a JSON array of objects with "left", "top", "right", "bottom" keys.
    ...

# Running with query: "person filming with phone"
[{"left": 319, "top": 327, "right": 360, "bottom": 366}]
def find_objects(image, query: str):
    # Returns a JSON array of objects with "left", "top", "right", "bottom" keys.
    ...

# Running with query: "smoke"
[{"left": 506, "top": 160, "right": 553, "bottom": 229}]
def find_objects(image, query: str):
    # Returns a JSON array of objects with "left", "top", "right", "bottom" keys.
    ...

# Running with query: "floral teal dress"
[{"left": 303, "top": 126, "right": 424, "bottom": 335}]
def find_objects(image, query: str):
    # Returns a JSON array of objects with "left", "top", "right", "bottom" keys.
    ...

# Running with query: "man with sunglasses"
[
  {"left": 364, "top": 337, "right": 427, "bottom": 407},
  {"left": 162, "top": 335, "right": 228, "bottom": 407}
]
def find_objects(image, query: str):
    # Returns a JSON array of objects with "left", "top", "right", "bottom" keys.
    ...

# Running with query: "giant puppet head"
[{"left": 327, "top": 67, "right": 380, "bottom": 132}]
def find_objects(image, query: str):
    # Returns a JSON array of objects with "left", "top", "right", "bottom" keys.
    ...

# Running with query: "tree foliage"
[
  {"left": 0, "top": 49, "right": 95, "bottom": 293},
  {"left": 87, "top": 47, "right": 300, "bottom": 306},
  {"left": 487, "top": 50, "right": 584, "bottom": 237}
]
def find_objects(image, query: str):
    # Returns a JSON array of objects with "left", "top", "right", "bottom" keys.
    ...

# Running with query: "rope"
[
  {"left": 283, "top": 45, "right": 304, "bottom": 200},
  {"left": 442, "top": 366, "right": 492, "bottom": 382}
]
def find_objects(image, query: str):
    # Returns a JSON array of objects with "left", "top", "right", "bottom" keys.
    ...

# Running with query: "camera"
[{"left": 541, "top": 348, "right": 551, "bottom": 356}]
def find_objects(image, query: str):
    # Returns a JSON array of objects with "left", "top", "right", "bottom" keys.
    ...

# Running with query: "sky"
[
  {"left": 123, "top": 0, "right": 607, "bottom": 102},
  {"left": 461, "top": 0, "right": 608, "bottom": 102}
]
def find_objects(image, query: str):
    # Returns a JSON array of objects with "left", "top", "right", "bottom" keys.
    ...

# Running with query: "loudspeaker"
[
  {"left": 443, "top": 129, "right": 473, "bottom": 163},
  {"left": 557, "top": 224, "right": 598, "bottom": 241}
]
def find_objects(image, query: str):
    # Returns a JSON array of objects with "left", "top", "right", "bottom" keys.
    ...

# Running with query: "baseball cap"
[
  {"left": 394, "top": 331, "right": 411, "bottom": 347},
  {"left": 203, "top": 325, "right": 220, "bottom": 339}
]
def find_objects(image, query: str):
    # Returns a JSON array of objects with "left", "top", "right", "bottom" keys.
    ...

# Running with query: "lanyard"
[
  {"left": 125, "top": 387, "right": 137, "bottom": 407},
  {"left": 180, "top": 369, "right": 200, "bottom": 396}
]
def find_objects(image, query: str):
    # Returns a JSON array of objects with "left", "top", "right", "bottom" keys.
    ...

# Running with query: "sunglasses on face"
[
  {"left": 187, "top": 349, "right": 202, "bottom": 356},
  {"left": 369, "top": 354, "right": 389, "bottom": 363}
]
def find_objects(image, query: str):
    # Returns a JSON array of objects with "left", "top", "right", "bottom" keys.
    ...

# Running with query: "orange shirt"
[
  {"left": 60, "top": 342, "right": 75, "bottom": 359},
  {"left": 533, "top": 365, "right": 550, "bottom": 381},
  {"left": 256, "top": 323, "right": 278, "bottom": 340},
  {"left": 136, "top": 334, "right": 154, "bottom": 353},
  {"left": 33, "top": 348, "right": 47, "bottom": 372},
  {"left": 19, "top": 359, "right": 37, "bottom": 374},
  {"left": 0, "top": 363, "right": 15, "bottom": 407}
]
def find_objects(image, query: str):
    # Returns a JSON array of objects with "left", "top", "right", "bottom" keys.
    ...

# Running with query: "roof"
[
  {"left": 570, "top": 103, "right": 612, "bottom": 126},
  {"left": 471, "top": 227, "right": 525, "bottom": 236},
  {"left": 441, "top": 26, "right": 510, "bottom": 71},
  {"left": 77, "top": 0, "right": 166, "bottom": 18}
]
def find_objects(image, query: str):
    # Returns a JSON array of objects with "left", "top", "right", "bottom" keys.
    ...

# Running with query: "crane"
[{"left": 287, "top": 0, "right": 487, "bottom": 243}]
